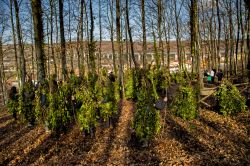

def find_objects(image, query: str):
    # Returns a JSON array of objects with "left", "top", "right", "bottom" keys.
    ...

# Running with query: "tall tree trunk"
[
  {"left": 116, "top": 0, "right": 124, "bottom": 98},
  {"left": 216, "top": 0, "right": 221, "bottom": 71},
  {"left": 125, "top": 0, "right": 137, "bottom": 68},
  {"left": 55, "top": 0, "right": 60, "bottom": 78},
  {"left": 98, "top": 0, "right": 102, "bottom": 73},
  {"left": 68, "top": 0, "right": 73, "bottom": 72},
  {"left": 191, "top": 0, "right": 203, "bottom": 88},
  {"left": 9, "top": 0, "right": 19, "bottom": 86},
  {"left": 89, "top": 0, "right": 96, "bottom": 72},
  {"left": 158, "top": 0, "right": 164, "bottom": 67},
  {"left": 245, "top": 0, "right": 250, "bottom": 80},
  {"left": 59, "top": 0, "right": 67, "bottom": 80},
  {"left": 141, "top": 0, "right": 146, "bottom": 68},
  {"left": 30, "top": 15, "right": 35, "bottom": 81},
  {"left": 30, "top": 0, "right": 46, "bottom": 83},
  {"left": 0, "top": 36, "right": 6, "bottom": 104},
  {"left": 79, "top": 0, "right": 84, "bottom": 76},
  {"left": 14, "top": 0, "right": 26, "bottom": 86},
  {"left": 109, "top": 0, "right": 116, "bottom": 74},
  {"left": 174, "top": 1, "right": 182, "bottom": 71},
  {"left": 50, "top": 0, "right": 57, "bottom": 77},
  {"left": 240, "top": 0, "right": 245, "bottom": 76},
  {"left": 46, "top": 18, "right": 50, "bottom": 78},
  {"left": 229, "top": 1, "right": 234, "bottom": 75}
]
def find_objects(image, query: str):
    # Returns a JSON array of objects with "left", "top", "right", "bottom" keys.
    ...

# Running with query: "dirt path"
[
  {"left": 82, "top": 100, "right": 134, "bottom": 165},
  {"left": 104, "top": 100, "right": 134, "bottom": 165}
]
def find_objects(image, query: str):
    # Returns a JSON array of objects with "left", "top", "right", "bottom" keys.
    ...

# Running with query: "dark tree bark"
[
  {"left": 216, "top": 0, "right": 221, "bottom": 72},
  {"left": 245, "top": 0, "right": 250, "bottom": 80},
  {"left": 59, "top": 0, "right": 67, "bottom": 80},
  {"left": 98, "top": 0, "right": 102, "bottom": 73},
  {"left": 14, "top": 0, "right": 26, "bottom": 86},
  {"left": 109, "top": 0, "right": 117, "bottom": 74},
  {"left": 125, "top": 0, "right": 137, "bottom": 68},
  {"left": 157, "top": 0, "right": 164, "bottom": 67},
  {"left": 79, "top": 0, "right": 84, "bottom": 76},
  {"left": 116, "top": 0, "right": 124, "bottom": 98},
  {"left": 89, "top": 0, "right": 96, "bottom": 72},
  {"left": 141, "top": 0, "right": 146, "bottom": 68},
  {"left": 50, "top": 0, "right": 57, "bottom": 77},
  {"left": 9, "top": 0, "right": 19, "bottom": 86},
  {"left": 30, "top": 0, "right": 46, "bottom": 83}
]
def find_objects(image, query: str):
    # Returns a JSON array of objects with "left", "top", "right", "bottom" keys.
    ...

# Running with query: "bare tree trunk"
[
  {"left": 55, "top": 0, "right": 60, "bottom": 78},
  {"left": 141, "top": 0, "right": 146, "bottom": 68},
  {"left": 83, "top": 0, "right": 89, "bottom": 71},
  {"left": 174, "top": 1, "right": 182, "bottom": 71},
  {"left": 77, "top": 28, "right": 81, "bottom": 76},
  {"left": 158, "top": 0, "right": 164, "bottom": 67},
  {"left": 240, "top": 0, "right": 245, "bottom": 76},
  {"left": 30, "top": 0, "right": 46, "bottom": 83},
  {"left": 47, "top": 19, "right": 50, "bottom": 78},
  {"left": 191, "top": 0, "right": 203, "bottom": 88},
  {"left": 125, "top": 0, "right": 137, "bottom": 68},
  {"left": 0, "top": 36, "right": 6, "bottom": 104},
  {"left": 98, "top": 0, "right": 102, "bottom": 73},
  {"left": 9, "top": 0, "right": 19, "bottom": 86},
  {"left": 68, "top": 0, "right": 73, "bottom": 72},
  {"left": 116, "top": 0, "right": 124, "bottom": 98},
  {"left": 30, "top": 16, "right": 35, "bottom": 81},
  {"left": 216, "top": 0, "right": 221, "bottom": 71},
  {"left": 89, "top": 0, "right": 96, "bottom": 72},
  {"left": 79, "top": 0, "right": 84, "bottom": 76},
  {"left": 59, "top": 0, "right": 67, "bottom": 80},
  {"left": 109, "top": 0, "right": 117, "bottom": 74},
  {"left": 245, "top": 0, "right": 250, "bottom": 80},
  {"left": 14, "top": 0, "right": 26, "bottom": 86},
  {"left": 50, "top": 0, "right": 57, "bottom": 77},
  {"left": 229, "top": 1, "right": 234, "bottom": 76}
]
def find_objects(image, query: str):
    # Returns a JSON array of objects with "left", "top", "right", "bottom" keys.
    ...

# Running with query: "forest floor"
[{"left": 0, "top": 100, "right": 250, "bottom": 166}]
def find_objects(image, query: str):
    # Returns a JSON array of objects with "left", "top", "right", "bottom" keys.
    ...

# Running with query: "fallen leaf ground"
[{"left": 0, "top": 101, "right": 250, "bottom": 165}]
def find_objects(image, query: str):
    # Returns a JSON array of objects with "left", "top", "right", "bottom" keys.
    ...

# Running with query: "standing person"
[
  {"left": 210, "top": 69, "right": 215, "bottom": 84},
  {"left": 108, "top": 71, "right": 116, "bottom": 82},
  {"left": 216, "top": 69, "right": 224, "bottom": 82}
]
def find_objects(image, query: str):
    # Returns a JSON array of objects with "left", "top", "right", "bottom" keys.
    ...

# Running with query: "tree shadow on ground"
[
  {"left": 127, "top": 141, "right": 161, "bottom": 165},
  {"left": 0, "top": 114, "right": 13, "bottom": 124},
  {"left": 164, "top": 113, "right": 234, "bottom": 165},
  {"left": 0, "top": 125, "right": 33, "bottom": 152},
  {"left": 16, "top": 123, "right": 74, "bottom": 165},
  {"left": 95, "top": 100, "right": 124, "bottom": 165},
  {"left": 126, "top": 102, "right": 161, "bottom": 165},
  {"left": 198, "top": 113, "right": 250, "bottom": 165},
  {"left": 0, "top": 126, "right": 44, "bottom": 166},
  {"left": 0, "top": 120, "right": 23, "bottom": 142}
]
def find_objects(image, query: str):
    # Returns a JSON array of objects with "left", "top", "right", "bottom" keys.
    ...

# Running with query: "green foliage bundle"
[
  {"left": 76, "top": 85, "right": 98, "bottom": 132},
  {"left": 18, "top": 87, "right": 24, "bottom": 115},
  {"left": 170, "top": 72, "right": 186, "bottom": 84},
  {"left": 47, "top": 83, "right": 72, "bottom": 132},
  {"left": 171, "top": 86, "right": 198, "bottom": 120},
  {"left": 35, "top": 82, "right": 49, "bottom": 124},
  {"left": 18, "top": 81, "right": 36, "bottom": 124},
  {"left": 7, "top": 99, "right": 18, "bottom": 115},
  {"left": 133, "top": 76, "right": 161, "bottom": 141},
  {"left": 215, "top": 82, "right": 246, "bottom": 116},
  {"left": 125, "top": 69, "right": 140, "bottom": 100}
]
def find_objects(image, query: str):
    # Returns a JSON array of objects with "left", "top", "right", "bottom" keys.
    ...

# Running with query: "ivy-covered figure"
[
  {"left": 35, "top": 81, "right": 49, "bottom": 130},
  {"left": 7, "top": 86, "right": 18, "bottom": 120},
  {"left": 21, "top": 77, "right": 36, "bottom": 126},
  {"left": 132, "top": 71, "right": 161, "bottom": 146}
]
